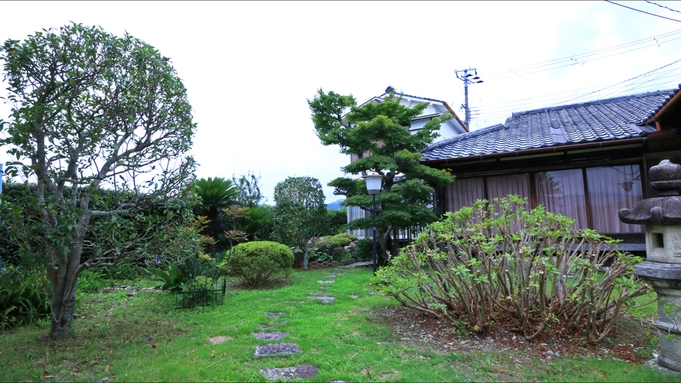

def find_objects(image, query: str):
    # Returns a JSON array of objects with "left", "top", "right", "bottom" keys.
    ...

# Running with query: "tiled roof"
[
  {"left": 380, "top": 86, "right": 449, "bottom": 104},
  {"left": 361, "top": 86, "right": 449, "bottom": 107},
  {"left": 422, "top": 88, "right": 680, "bottom": 161}
]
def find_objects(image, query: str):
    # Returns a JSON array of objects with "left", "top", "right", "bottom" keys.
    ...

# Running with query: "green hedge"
[{"left": 224, "top": 241, "right": 293, "bottom": 288}]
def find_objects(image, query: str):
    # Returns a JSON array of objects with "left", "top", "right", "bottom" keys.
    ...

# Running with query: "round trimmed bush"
[{"left": 225, "top": 241, "right": 294, "bottom": 288}]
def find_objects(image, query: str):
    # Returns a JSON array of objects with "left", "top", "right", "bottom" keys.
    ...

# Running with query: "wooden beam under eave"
[{"left": 646, "top": 89, "right": 681, "bottom": 129}]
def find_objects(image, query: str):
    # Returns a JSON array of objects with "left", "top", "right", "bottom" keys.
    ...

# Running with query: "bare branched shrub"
[{"left": 372, "top": 195, "right": 651, "bottom": 344}]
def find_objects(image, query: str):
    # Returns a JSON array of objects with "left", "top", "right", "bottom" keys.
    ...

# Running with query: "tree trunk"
[
  {"left": 207, "top": 207, "right": 221, "bottom": 253},
  {"left": 379, "top": 229, "right": 391, "bottom": 267},
  {"left": 46, "top": 215, "right": 88, "bottom": 340},
  {"left": 389, "top": 230, "right": 399, "bottom": 264},
  {"left": 49, "top": 290, "right": 77, "bottom": 339},
  {"left": 303, "top": 242, "right": 310, "bottom": 270}
]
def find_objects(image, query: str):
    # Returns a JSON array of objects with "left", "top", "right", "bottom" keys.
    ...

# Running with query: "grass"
[{"left": 0, "top": 267, "right": 678, "bottom": 382}]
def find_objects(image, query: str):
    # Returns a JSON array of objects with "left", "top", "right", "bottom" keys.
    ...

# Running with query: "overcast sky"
[{"left": 1, "top": 1, "right": 681, "bottom": 203}]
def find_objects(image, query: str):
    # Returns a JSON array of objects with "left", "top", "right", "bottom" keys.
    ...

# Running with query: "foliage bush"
[
  {"left": 314, "top": 233, "right": 357, "bottom": 261},
  {"left": 325, "top": 208, "right": 348, "bottom": 235},
  {"left": 0, "top": 266, "right": 51, "bottom": 330},
  {"left": 0, "top": 182, "right": 41, "bottom": 269},
  {"left": 316, "top": 233, "right": 357, "bottom": 249},
  {"left": 372, "top": 195, "right": 651, "bottom": 344},
  {"left": 98, "top": 262, "right": 146, "bottom": 281},
  {"left": 148, "top": 263, "right": 188, "bottom": 293},
  {"left": 149, "top": 251, "right": 224, "bottom": 294},
  {"left": 353, "top": 238, "right": 374, "bottom": 262},
  {"left": 77, "top": 269, "right": 111, "bottom": 294},
  {"left": 223, "top": 241, "right": 294, "bottom": 288},
  {"left": 78, "top": 263, "right": 149, "bottom": 295}
]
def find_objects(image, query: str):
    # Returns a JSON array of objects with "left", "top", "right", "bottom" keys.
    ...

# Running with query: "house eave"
[
  {"left": 645, "top": 86, "right": 681, "bottom": 129},
  {"left": 421, "top": 136, "right": 654, "bottom": 167}
]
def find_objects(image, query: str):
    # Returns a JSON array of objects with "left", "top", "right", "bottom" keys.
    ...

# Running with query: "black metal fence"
[{"left": 174, "top": 279, "right": 227, "bottom": 309}]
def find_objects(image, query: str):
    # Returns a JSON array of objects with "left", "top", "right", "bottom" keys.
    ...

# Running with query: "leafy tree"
[
  {"left": 0, "top": 23, "right": 196, "bottom": 339},
  {"left": 226, "top": 172, "right": 273, "bottom": 243},
  {"left": 325, "top": 208, "right": 347, "bottom": 236},
  {"left": 194, "top": 177, "right": 239, "bottom": 251},
  {"left": 232, "top": 171, "right": 264, "bottom": 207},
  {"left": 273, "top": 176, "right": 327, "bottom": 269},
  {"left": 308, "top": 89, "right": 454, "bottom": 265}
]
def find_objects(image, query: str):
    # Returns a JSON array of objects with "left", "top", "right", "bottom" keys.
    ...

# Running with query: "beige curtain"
[
  {"left": 535, "top": 169, "right": 588, "bottom": 228},
  {"left": 586, "top": 165, "right": 643, "bottom": 234}
]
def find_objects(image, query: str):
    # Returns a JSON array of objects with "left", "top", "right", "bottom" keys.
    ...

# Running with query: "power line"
[
  {"left": 484, "top": 29, "right": 681, "bottom": 76},
  {"left": 483, "top": 30, "right": 681, "bottom": 81},
  {"left": 555, "top": 58, "right": 681, "bottom": 104},
  {"left": 454, "top": 13, "right": 681, "bottom": 128},
  {"left": 482, "top": 68, "right": 680, "bottom": 113},
  {"left": 467, "top": 62, "right": 681, "bottom": 127},
  {"left": 605, "top": 0, "right": 681, "bottom": 22},
  {"left": 645, "top": 0, "right": 681, "bottom": 15}
]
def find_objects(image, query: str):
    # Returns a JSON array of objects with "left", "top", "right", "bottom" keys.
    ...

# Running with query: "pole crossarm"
[{"left": 454, "top": 67, "right": 483, "bottom": 129}]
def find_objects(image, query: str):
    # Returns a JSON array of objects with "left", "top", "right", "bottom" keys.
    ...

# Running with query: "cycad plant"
[{"left": 194, "top": 177, "right": 240, "bottom": 251}]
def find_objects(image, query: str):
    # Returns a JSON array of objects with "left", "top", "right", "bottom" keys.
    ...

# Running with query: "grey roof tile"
[{"left": 422, "top": 88, "right": 677, "bottom": 161}]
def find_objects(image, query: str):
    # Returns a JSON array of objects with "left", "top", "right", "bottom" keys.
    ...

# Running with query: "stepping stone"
[
  {"left": 317, "top": 280, "right": 335, "bottom": 284},
  {"left": 309, "top": 296, "right": 336, "bottom": 304},
  {"left": 252, "top": 332, "right": 288, "bottom": 341},
  {"left": 258, "top": 321, "right": 286, "bottom": 329},
  {"left": 349, "top": 294, "right": 359, "bottom": 299},
  {"left": 259, "top": 364, "right": 319, "bottom": 381},
  {"left": 208, "top": 335, "right": 234, "bottom": 345},
  {"left": 337, "top": 261, "right": 373, "bottom": 269},
  {"left": 264, "top": 312, "right": 286, "bottom": 318},
  {"left": 254, "top": 343, "right": 301, "bottom": 357}
]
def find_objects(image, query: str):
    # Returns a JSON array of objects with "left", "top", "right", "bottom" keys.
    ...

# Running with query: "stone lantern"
[{"left": 619, "top": 159, "right": 681, "bottom": 372}]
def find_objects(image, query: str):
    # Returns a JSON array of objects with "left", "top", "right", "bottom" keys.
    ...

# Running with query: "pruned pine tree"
[{"left": 308, "top": 89, "right": 454, "bottom": 265}]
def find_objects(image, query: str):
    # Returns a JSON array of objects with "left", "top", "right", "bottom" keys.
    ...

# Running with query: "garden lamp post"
[{"left": 364, "top": 173, "right": 383, "bottom": 273}]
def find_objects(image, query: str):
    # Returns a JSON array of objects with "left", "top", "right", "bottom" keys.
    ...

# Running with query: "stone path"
[
  {"left": 254, "top": 343, "right": 301, "bottom": 358},
  {"left": 258, "top": 322, "right": 286, "bottom": 329},
  {"left": 252, "top": 332, "right": 288, "bottom": 341},
  {"left": 252, "top": 270, "right": 343, "bottom": 381},
  {"left": 259, "top": 365, "right": 320, "bottom": 381},
  {"left": 337, "top": 261, "right": 373, "bottom": 269}
]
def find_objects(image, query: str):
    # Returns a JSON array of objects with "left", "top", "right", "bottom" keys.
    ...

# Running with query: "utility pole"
[{"left": 455, "top": 68, "right": 483, "bottom": 129}]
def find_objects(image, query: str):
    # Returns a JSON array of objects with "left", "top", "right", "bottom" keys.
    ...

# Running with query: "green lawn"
[{"left": 0, "top": 267, "right": 677, "bottom": 382}]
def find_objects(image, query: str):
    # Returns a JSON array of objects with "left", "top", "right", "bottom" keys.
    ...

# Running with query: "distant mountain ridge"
[{"left": 326, "top": 198, "right": 345, "bottom": 210}]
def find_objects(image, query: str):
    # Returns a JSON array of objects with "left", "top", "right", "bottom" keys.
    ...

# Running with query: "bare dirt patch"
[{"left": 376, "top": 306, "right": 657, "bottom": 365}]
